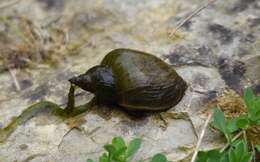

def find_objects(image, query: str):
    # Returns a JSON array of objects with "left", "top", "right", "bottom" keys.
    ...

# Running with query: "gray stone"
[{"left": 0, "top": 0, "right": 259, "bottom": 161}]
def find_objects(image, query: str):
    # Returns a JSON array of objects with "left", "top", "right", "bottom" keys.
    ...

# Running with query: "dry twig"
[
  {"left": 169, "top": 0, "right": 217, "bottom": 38},
  {"left": 220, "top": 131, "right": 243, "bottom": 152},
  {"left": 8, "top": 67, "right": 21, "bottom": 91},
  {"left": 58, "top": 127, "right": 77, "bottom": 149},
  {"left": 190, "top": 112, "right": 213, "bottom": 162}
]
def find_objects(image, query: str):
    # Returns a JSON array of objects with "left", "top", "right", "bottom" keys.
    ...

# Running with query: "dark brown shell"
[{"left": 101, "top": 48, "right": 187, "bottom": 111}]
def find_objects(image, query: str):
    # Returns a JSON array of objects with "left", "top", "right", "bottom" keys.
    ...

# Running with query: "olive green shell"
[{"left": 101, "top": 48, "right": 187, "bottom": 111}]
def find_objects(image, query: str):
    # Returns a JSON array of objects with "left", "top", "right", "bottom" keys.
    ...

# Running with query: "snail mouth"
[
  {"left": 68, "top": 76, "right": 78, "bottom": 85},
  {"left": 68, "top": 74, "right": 92, "bottom": 92}
]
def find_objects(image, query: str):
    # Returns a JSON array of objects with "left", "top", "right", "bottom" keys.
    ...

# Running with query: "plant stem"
[
  {"left": 220, "top": 131, "right": 243, "bottom": 153},
  {"left": 243, "top": 130, "right": 247, "bottom": 144},
  {"left": 251, "top": 142, "right": 256, "bottom": 162},
  {"left": 190, "top": 112, "right": 213, "bottom": 162}
]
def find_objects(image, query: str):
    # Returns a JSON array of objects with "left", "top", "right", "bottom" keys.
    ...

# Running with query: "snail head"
[{"left": 69, "top": 65, "right": 116, "bottom": 95}]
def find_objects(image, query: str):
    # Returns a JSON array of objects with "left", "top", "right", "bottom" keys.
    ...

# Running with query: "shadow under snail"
[{"left": 65, "top": 48, "right": 187, "bottom": 113}]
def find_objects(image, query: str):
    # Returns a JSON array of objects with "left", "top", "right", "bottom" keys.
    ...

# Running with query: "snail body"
[{"left": 69, "top": 48, "right": 187, "bottom": 112}]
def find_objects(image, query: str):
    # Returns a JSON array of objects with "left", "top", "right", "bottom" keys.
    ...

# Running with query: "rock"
[{"left": 0, "top": 0, "right": 259, "bottom": 161}]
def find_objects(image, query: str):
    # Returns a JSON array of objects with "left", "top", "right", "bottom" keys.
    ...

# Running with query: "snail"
[
  {"left": 66, "top": 48, "right": 187, "bottom": 113},
  {"left": 0, "top": 49, "right": 187, "bottom": 143},
  {"left": 0, "top": 48, "right": 188, "bottom": 143}
]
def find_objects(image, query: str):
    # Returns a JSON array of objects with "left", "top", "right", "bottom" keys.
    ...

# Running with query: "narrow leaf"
[
  {"left": 104, "top": 144, "right": 116, "bottom": 156},
  {"left": 151, "top": 154, "right": 168, "bottom": 162},
  {"left": 243, "top": 88, "right": 254, "bottom": 110},
  {"left": 99, "top": 153, "right": 109, "bottom": 162},
  {"left": 126, "top": 138, "right": 141, "bottom": 158},
  {"left": 235, "top": 141, "right": 245, "bottom": 161},
  {"left": 112, "top": 137, "right": 126, "bottom": 150},
  {"left": 228, "top": 149, "right": 237, "bottom": 162},
  {"left": 241, "top": 153, "right": 252, "bottom": 162}
]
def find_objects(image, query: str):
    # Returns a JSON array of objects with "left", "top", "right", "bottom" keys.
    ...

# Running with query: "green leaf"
[
  {"left": 243, "top": 88, "right": 260, "bottom": 123},
  {"left": 256, "top": 145, "right": 260, "bottom": 152},
  {"left": 196, "top": 149, "right": 226, "bottom": 162},
  {"left": 99, "top": 153, "right": 109, "bottom": 162},
  {"left": 112, "top": 137, "right": 126, "bottom": 150},
  {"left": 104, "top": 144, "right": 116, "bottom": 155},
  {"left": 196, "top": 151, "right": 208, "bottom": 162},
  {"left": 211, "top": 108, "right": 227, "bottom": 133},
  {"left": 256, "top": 110, "right": 260, "bottom": 119},
  {"left": 235, "top": 141, "right": 245, "bottom": 160},
  {"left": 248, "top": 111, "right": 259, "bottom": 123},
  {"left": 243, "top": 88, "right": 255, "bottom": 110},
  {"left": 228, "top": 140, "right": 252, "bottom": 162},
  {"left": 87, "top": 159, "right": 94, "bottom": 162},
  {"left": 241, "top": 153, "right": 252, "bottom": 162},
  {"left": 257, "top": 119, "right": 260, "bottom": 125},
  {"left": 126, "top": 138, "right": 141, "bottom": 158},
  {"left": 108, "top": 137, "right": 127, "bottom": 162},
  {"left": 114, "top": 147, "right": 127, "bottom": 156},
  {"left": 229, "top": 149, "right": 237, "bottom": 162},
  {"left": 226, "top": 118, "right": 239, "bottom": 133},
  {"left": 151, "top": 154, "right": 168, "bottom": 162},
  {"left": 112, "top": 147, "right": 127, "bottom": 162},
  {"left": 220, "top": 152, "right": 229, "bottom": 162},
  {"left": 236, "top": 118, "right": 249, "bottom": 129},
  {"left": 211, "top": 108, "right": 231, "bottom": 142},
  {"left": 256, "top": 97, "right": 260, "bottom": 109}
]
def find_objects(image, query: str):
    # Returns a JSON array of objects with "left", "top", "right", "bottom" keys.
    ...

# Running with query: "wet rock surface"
[{"left": 0, "top": 0, "right": 259, "bottom": 161}]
